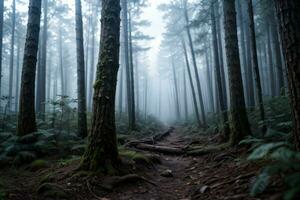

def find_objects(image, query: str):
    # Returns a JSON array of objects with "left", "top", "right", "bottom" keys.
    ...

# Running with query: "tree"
[
  {"left": 121, "top": 0, "right": 135, "bottom": 130},
  {"left": 275, "top": 0, "right": 300, "bottom": 150},
  {"left": 36, "top": 0, "right": 48, "bottom": 118},
  {"left": 8, "top": 0, "right": 16, "bottom": 112},
  {"left": 0, "top": 0, "right": 3, "bottom": 98},
  {"left": 80, "top": 0, "right": 121, "bottom": 172},
  {"left": 17, "top": 0, "right": 42, "bottom": 136},
  {"left": 247, "top": 0, "right": 266, "bottom": 133},
  {"left": 183, "top": 0, "right": 206, "bottom": 126},
  {"left": 223, "top": 0, "right": 251, "bottom": 145},
  {"left": 75, "top": 0, "right": 87, "bottom": 138},
  {"left": 211, "top": 1, "right": 229, "bottom": 140}
]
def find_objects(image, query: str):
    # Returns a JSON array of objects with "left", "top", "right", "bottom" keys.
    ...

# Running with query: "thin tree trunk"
[
  {"left": 275, "top": 0, "right": 300, "bottom": 150},
  {"left": 223, "top": 0, "right": 251, "bottom": 145},
  {"left": 15, "top": 36, "right": 21, "bottom": 112},
  {"left": 183, "top": 0, "right": 206, "bottom": 126},
  {"left": 171, "top": 56, "right": 180, "bottom": 120},
  {"left": 80, "top": 0, "right": 121, "bottom": 172},
  {"left": 75, "top": 0, "right": 87, "bottom": 138},
  {"left": 247, "top": 0, "right": 266, "bottom": 133},
  {"left": 183, "top": 68, "right": 188, "bottom": 121},
  {"left": 8, "top": 0, "right": 16, "bottom": 112},
  {"left": 211, "top": 3, "right": 230, "bottom": 140},
  {"left": 58, "top": 29, "right": 65, "bottom": 95},
  {"left": 121, "top": 0, "right": 134, "bottom": 129},
  {"left": 88, "top": 18, "right": 96, "bottom": 111},
  {"left": 0, "top": 0, "right": 3, "bottom": 99},
  {"left": 267, "top": 24, "right": 276, "bottom": 97},
  {"left": 182, "top": 38, "right": 201, "bottom": 127},
  {"left": 128, "top": 10, "right": 136, "bottom": 127},
  {"left": 17, "top": 0, "right": 42, "bottom": 136},
  {"left": 37, "top": 0, "right": 48, "bottom": 119},
  {"left": 205, "top": 46, "right": 214, "bottom": 113}
]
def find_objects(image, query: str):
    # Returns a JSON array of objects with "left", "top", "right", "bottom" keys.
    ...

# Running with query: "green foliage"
[{"left": 241, "top": 129, "right": 300, "bottom": 200}]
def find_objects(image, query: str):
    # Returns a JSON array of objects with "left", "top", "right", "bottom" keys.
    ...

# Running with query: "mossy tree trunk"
[
  {"left": 80, "top": 0, "right": 121, "bottom": 173},
  {"left": 275, "top": 0, "right": 300, "bottom": 150},
  {"left": 17, "top": 0, "right": 42, "bottom": 136},
  {"left": 75, "top": 0, "right": 88, "bottom": 138},
  {"left": 223, "top": 0, "right": 251, "bottom": 145}
]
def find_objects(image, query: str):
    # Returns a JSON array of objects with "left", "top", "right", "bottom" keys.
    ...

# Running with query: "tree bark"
[
  {"left": 223, "top": 0, "right": 251, "bottom": 145},
  {"left": 0, "top": 0, "right": 3, "bottom": 99},
  {"left": 247, "top": 0, "right": 266, "bottom": 133},
  {"left": 182, "top": 38, "right": 201, "bottom": 127},
  {"left": 15, "top": 36, "right": 21, "bottom": 112},
  {"left": 183, "top": 0, "right": 206, "bottom": 126},
  {"left": 75, "top": 0, "right": 88, "bottom": 138},
  {"left": 267, "top": 24, "right": 276, "bottom": 97},
  {"left": 8, "top": 0, "right": 16, "bottom": 112},
  {"left": 275, "top": 0, "right": 300, "bottom": 150},
  {"left": 36, "top": 0, "right": 48, "bottom": 118},
  {"left": 17, "top": 0, "right": 42, "bottom": 136},
  {"left": 58, "top": 28, "right": 65, "bottom": 95},
  {"left": 171, "top": 56, "right": 180, "bottom": 120},
  {"left": 80, "top": 0, "right": 121, "bottom": 172},
  {"left": 211, "top": 2, "right": 230, "bottom": 140}
]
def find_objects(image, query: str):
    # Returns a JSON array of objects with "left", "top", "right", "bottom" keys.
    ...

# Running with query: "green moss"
[{"left": 28, "top": 159, "right": 49, "bottom": 171}]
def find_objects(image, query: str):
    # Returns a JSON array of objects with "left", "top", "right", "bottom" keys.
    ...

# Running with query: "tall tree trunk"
[
  {"left": 75, "top": 0, "right": 88, "bottom": 138},
  {"left": 247, "top": 0, "right": 266, "bottom": 133},
  {"left": 58, "top": 29, "right": 65, "bottom": 95},
  {"left": 182, "top": 39, "right": 201, "bottom": 127},
  {"left": 36, "top": 0, "right": 48, "bottom": 118},
  {"left": 8, "top": 0, "right": 16, "bottom": 112},
  {"left": 183, "top": 0, "right": 206, "bottom": 126},
  {"left": 144, "top": 72, "right": 148, "bottom": 121},
  {"left": 0, "top": 0, "right": 3, "bottom": 99},
  {"left": 183, "top": 68, "right": 188, "bottom": 121},
  {"left": 118, "top": 66, "right": 124, "bottom": 113},
  {"left": 267, "top": 24, "right": 276, "bottom": 97},
  {"left": 15, "top": 37, "right": 21, "bottom": 112},
  {"left": 223, "top": 0, "right": 251, "bottom": 145},
  {"left": 128, "top": 10, "right": 136, "bottom": 127},
  {"left": 135, "top": 55, "right": 139, "bottom": 118},
  {"left": 17, "top": 0, "right": 42, "bottom": 136},
  {"left": 215, "top": 3, "right": 228, "bottom": 109},
  {"left": 88, "top": 17, "right": 96, "bottom": 111},
  {"left": 121, "top": 0, "right": 134, "bottom": 129},
  {"left": 205, "top": 45, "right": 214, "bottom": 113},
  {"left": 211, "top": 3, "right": 230, "bottom": 140},
  {"left": 80, "top": 0, "right": 121, "bottom": 172},
  {"left": 171, "top": 56, "right": 180, "bottom": 119},
  {"left": 237, "top": 0, "right": 249, "bottom": 105},
  {"left": 275, "top": 0, "right": 300, "bottom": 150}
]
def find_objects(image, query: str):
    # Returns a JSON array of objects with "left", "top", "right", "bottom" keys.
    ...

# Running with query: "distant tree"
[
  {"left": 246, "top": 0, "right": 266, "bottom": 133},
  {"left": 36, "top": 0, "right": 48, "bottom": 119},
  {"left": 8, "top": 0, "right": 16, "bottom": 112},
  {"left": 211, "top": 1, "right": 230, "bottom": 140},
  {"left": 17, "top": 0, "right": 42, "bottom": 136},
  {"left": 75, "top": 0, "right": 87, "bottom": 138},
  {"left": 0, "top": 0, "right": 3, "bottom": 98},
  {"left": 275, "top": 0, "right": 300, "bottom": 150},
  {"left": 223, "top": 0, "right": 251, "bottom": 145},
  {"left": 80, "top": 0, "right": 121, "bottom": 172}
]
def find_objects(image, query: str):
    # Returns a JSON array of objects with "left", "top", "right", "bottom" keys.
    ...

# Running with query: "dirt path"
[{"left": 105, "top": 128, "right": 282, "bottom": 200}]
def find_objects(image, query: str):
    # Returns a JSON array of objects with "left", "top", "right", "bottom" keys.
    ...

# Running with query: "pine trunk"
[
  {"left": 80, "top": 0, "right": 121, "bottom": 172},
  {"left": 17, "top": 0, "right": 42, "bottom": 136},
  {"left": 223, "top": 0, "right": 251, "bottom": 145},
  {"left": 275, "top": 0, "right": 300, "bottom": 150},
  {"left": 75, "top": 0, "right": 88, "bottom": 138}
]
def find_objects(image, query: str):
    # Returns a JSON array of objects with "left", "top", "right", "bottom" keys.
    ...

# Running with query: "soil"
[{"left": 0, "top": 127, "right": 284, "bottom": 200}]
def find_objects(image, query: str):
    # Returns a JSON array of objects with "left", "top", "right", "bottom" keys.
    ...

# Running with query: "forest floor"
[{"left": 0, "top": 127, "right": 284, "bottom": 200}]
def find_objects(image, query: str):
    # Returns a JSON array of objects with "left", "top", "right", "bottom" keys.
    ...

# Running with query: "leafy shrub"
[{"left": 241, "top": 129, "right": 300, "bottom": 200}]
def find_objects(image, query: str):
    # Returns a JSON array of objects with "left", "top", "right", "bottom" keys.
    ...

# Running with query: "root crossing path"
[{"left": 106, "top": 127, "right": 270, "bottom": 200}]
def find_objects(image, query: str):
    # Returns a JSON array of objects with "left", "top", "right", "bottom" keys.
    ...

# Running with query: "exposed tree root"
[
  {"left": 134, "top": 143, "right": 184, "bottom": 155},
  {"left": 97, "top": 174, "right": 156, "bottom": 191}
]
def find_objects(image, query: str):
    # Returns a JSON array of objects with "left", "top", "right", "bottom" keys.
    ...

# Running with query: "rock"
[
  {"left": 160, "top": 169, "right": 173, "bottom": 177},
  {"left": 200, "top": 185, "right": 209, "bottom": 193},
  {"left": 27, "top": 159, "right": 49, "bottom": 171}
]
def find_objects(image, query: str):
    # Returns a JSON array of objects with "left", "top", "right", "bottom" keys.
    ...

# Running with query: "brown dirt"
[{"left": 0, "top": 127, "right": 284, "bottom": 200}]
